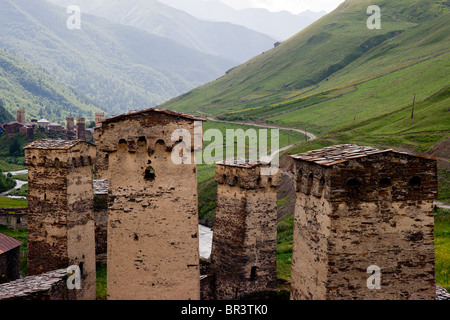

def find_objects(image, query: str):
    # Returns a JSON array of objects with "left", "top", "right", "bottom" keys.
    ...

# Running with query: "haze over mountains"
[
  {"left": 47, "top": 0, "right": 278, "bottom": 63},
  {"left": 159, "top": 0, "right": 327, "bottom": 40},
  {"left": 0, "top": 0, "right": 239, "bottom": 116}
]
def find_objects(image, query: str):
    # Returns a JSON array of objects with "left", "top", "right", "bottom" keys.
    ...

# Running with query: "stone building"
[
  {"left": 76, "top": 118, "right": 86, "bottom": 140},
  {"left": 24, "top": 139, "right": 97, "bottom": 300},
  {"left": 16, "top": 109, "right": 25, "bottom": 123},
  {"left": 210, "top": 159, "right": 281, "bottom": 300},
  {"left": 289, "top": 144, "right": 438, "bottom": 300},
  {"left": 0, "top": 233, "right": 22, "bottom": 283},
  {"left": 95, "top": 113, "right": 104, "bottom": 125},
  {"left": 66, "top": 117, "right": 75, "bottom": 133},
  {"left": 94, "top": 107, "right": 205, "bottom": 300}
]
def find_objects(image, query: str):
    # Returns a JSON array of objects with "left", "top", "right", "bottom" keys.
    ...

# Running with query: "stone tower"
[
  {"left": 66, "top": 117, "right": 75, "bottom": 133},
  {"left": 290, "top": 144, "right": 438, "bottom": 300},
  {"left": 210, "top": 159, "right": 281, "bottom": 300},
  {"left": 76, "top": 118, "right": 86, "bottom": 140},
  {"left": 24, "top": 139, "right": 97, "bottom": 300},
  {"left": 17, "top": 109, "right": 25, "bottom": 123},
  {"left": 95, "top": 113, "right": 104, "bottom": 125},
  {"left": 94, "top": 107, "right": 205, "bottom": 300}
]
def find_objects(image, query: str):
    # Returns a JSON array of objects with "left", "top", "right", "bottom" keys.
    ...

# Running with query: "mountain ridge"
[
  {"left": 160, "top": 0, "right": 450, "bottom": 154},
  {"left": 159, "top": 0, "right": 327, "bottom": 40},
  {"left": 0, "top": 0, "right": 236, "bottom": 114},
  {"left": 0, "top": 47, "right": 105, "bottom": 124},
  {"left": 47, "top": 0, "right": 277, "bottom": 63}
]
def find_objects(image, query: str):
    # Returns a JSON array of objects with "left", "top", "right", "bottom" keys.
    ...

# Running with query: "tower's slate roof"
[{"left": 291, "top": 144, "right": 437, "bottom": 166}]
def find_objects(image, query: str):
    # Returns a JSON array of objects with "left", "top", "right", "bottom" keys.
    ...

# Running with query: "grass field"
[
  {"left": 0, "top": 159, "right": 26, "bottom": 172},
  {"left": 0, "top": 197, "right": 28, "bottom": 208},
  {"left": 197, "top": 121, "right": 307, "bottom": 226},
  {"left": 435, "top": 208, "right": 450, "bottom": 291}
]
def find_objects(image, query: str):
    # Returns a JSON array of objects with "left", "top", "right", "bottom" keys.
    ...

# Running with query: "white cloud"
[{"left": 220, "top": 0, "right": 345, "bottom": 13}]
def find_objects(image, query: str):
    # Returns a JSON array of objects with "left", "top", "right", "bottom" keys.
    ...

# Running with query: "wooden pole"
[{"left": 411, "top": 94, "right": 416, "bottom": 124}]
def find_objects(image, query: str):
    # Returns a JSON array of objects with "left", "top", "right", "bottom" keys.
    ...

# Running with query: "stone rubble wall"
[{"left": 0, "top": 269, "right": 76, "bottom": 300}]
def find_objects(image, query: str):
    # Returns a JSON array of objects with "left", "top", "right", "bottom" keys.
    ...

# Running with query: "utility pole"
[{"left": 411, "top": 94, "right": 416, "bottom": 124}]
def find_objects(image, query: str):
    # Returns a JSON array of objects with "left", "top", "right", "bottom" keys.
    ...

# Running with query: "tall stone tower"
[
  {"left": 17, "top": 109, "right": 25, "bottom": 123},
  {"left": 66, "top": 117, "right": 75, "bottom": 133},
  {"left": 24, "top": 139, "right": 97, "bottom": 300},
  {"left": 95, "top": 113, "right": 104, "bottom": 125},
  {"left": 76, "top": 118, "right": 86, "bottom": 140},
  {"left": 94, "top": 107, "right": 205, "bottom": 300},
  {"left": 290, "top": 144, "right": 438, "bottom": 300},
  {"left": 210, "top": 159, "right": 281, "bottom": 300}
]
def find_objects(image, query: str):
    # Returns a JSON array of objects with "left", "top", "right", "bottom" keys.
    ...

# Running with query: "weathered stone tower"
[
  {"left": 290, "top": 144, "right": 438, "bottom": 300},
  {"left": 24, "top": 139, "right": 97, "bottom": 300},
  {"left": 66, "top": 117, "right": 75, "bottom": 133},
  {"left": 76, "top": 118, "right": 85, "bottom": 140},
  {"left": 95, "top": 113, "right": 104, "bottom": 125},
  {"left": 17, "top": 109, "right": 25, "bottom": 123},
  {"left": 210, "top": 159, "right": 281, "bottom": 300},
  {"left": 94, "top": 107, "right": 205, "bottom": 300}
]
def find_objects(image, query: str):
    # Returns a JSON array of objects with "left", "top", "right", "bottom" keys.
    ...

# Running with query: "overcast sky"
[{"left": 220, "top": 0, "right": 345, "bottom": 14}]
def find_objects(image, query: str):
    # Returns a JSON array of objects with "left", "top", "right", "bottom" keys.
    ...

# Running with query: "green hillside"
[
  {"left": 161, "top": 0, "right": 450, "bottom": 154},
  {"left": 0, "top": 101, "right": 14, "bottom": 124},
  {"left": 0, "top": 0, "right": 235, "bottom": 114},
  {"left": 159, "top": 0, "right": 450, "bottom": 286},
  {"left": 0, "top": 48, "right": 104, "bottom": 124}
]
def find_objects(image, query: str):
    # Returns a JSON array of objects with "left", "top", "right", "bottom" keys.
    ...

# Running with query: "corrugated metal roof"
[
  {"left": 100, "top": 107, "right": 207, "bottom": 124},
  {"left": 0, "top": 233, "right": 22, "bottom": 255}
]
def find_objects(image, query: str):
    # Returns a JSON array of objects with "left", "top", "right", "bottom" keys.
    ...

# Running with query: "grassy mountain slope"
[
  {"left": 161, "top": 0, "right": 450, "bottom": 153},
  {"left": 159, "top": 1, "right": 450, "bottom": 285},
  {"left": 0, "top": 48, "right": 104, "bottom": 124},
  {"left": 0, "top": 102, "right": 14, "bottom": 124},
  {"left": 0, "top": 0, "right": 236, "bottom": 114},
  {"left": 47, "top": 0, "right": 276, "bottom": 64}
]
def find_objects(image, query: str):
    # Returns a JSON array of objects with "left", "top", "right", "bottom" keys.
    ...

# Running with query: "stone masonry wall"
[
  {"left": 25, "top": 141, "right": 97, "bottom": 300},
  {"left": 99, "top": 111, "right": 202, "bottom": 300},
  {"left": 290, "top": 151, "right": 438, "bottom": 300},
  {"left": 0, "top": 209, "right": 28, "bottom": 229},
  {"left": 210, "top": 162, "right": 280, "bottom": 300}
]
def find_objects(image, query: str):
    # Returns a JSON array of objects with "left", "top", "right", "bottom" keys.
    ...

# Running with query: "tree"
[{"left": 9, "top": 137, "right": 22, "bottom": 156}]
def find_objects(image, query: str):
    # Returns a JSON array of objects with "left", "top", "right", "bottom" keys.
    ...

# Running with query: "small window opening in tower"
[
  {"left": 409, "top": 176, "right": 421, "bottom": 188},
  {"left": 379, "top": 178, "right": 392, "bottom": 188},
  {"left": 250, "top": 266, "right": 257, "bottom": 281},
  {"left": 144, "top": 167, "right": 156, "bottom": 181}
]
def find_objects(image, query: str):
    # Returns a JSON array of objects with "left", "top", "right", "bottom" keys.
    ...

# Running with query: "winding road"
[
  {"left": 1, "top": 170, "right": 28, "bottom": 198},
  {"left": 198, "top": 112, "right": 317, "bottom": 160},
  {"left": 198, "top": 112, "right": 450, "bottom": 211}
]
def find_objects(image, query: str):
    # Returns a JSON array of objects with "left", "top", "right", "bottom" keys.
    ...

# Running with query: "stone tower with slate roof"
[{"left": 290, "top": 144, "right": 438, "bottom": 300}]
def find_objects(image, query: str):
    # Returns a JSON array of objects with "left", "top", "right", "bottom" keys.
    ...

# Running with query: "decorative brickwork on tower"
[
  {"left": 94, "top": 108, "right": 206, "bottom": 300},
  {"left": 290, "top": 144, "right": 438, "bottom": 300},
  {"left": 24, "top": 139, "right": 97, "bottom": 300},
  {"left": 210, "top": 159, "right": 281, "bottom": 300}
]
